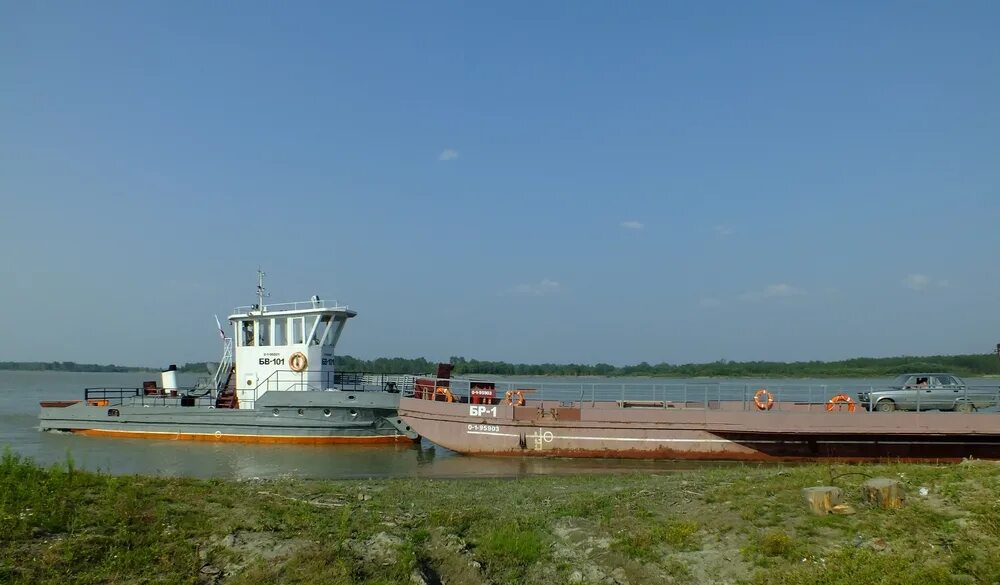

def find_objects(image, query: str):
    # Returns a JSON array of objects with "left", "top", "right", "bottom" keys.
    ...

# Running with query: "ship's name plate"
[{"left": 469, "top": 405, "right": 498, "bottom": 417}]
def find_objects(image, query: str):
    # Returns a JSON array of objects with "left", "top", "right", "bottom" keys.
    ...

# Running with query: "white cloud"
[
  {"left": 508, "top": 279, "right": 561, "bottom": 296},
  {"left": 438, "top": 148, "right": 459, "bottom": 161},
  {"left": 739, "top": 283, "right": 804, "bottom": 302},
  {"left": 902, "top": 274, "right": 930, "bottom": 291},
  {"left": 713, "top": 225, "right": 734, "bottom": 237},
  {"left": 901, "top": 274, "right": 952, "bottom": 291},
  {"left": 620, "top": 220, "right": 644, "bottom": 230},
  {"left": 698, "top": 297, "right": 722, "bottom": 308}
]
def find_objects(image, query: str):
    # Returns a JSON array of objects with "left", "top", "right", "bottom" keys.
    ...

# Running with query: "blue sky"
[{"left": 2, "top": 2, "right": 998, "bottom": 367}]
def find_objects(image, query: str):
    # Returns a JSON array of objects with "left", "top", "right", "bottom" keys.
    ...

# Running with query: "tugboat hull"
[{"left": 41, "top": 391, "right": 418, "bottom": 444}]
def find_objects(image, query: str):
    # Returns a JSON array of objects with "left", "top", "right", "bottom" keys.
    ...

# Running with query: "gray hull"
[{"left": 40, "top": 390, "right": 418, "bottom": 444}]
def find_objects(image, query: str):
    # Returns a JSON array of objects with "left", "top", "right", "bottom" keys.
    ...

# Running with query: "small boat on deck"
[
  {"left": 39, "top": 272, "right": 418, "bottom": 444},
  {"left": 400, "top": 366, "right": 1000, "bottom": 461}
]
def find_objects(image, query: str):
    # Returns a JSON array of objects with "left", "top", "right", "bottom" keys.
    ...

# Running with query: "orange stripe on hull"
[{"left": 71, "top": 428, "right": 417, "bottom": 445}]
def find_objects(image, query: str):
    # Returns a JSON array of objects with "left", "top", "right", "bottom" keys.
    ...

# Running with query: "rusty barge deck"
[{"left": 399, "top": 378, "right": 1000, "bottom": 461}]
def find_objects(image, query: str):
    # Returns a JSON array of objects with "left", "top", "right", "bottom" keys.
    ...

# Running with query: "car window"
[
  {"left": 935, "top": 375, "right": 956, "bottom": 386},
  {"left": 902, "top": 376, "right": 918, "bottom": 387}
]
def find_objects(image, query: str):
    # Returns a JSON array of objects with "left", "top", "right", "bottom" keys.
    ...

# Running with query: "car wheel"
[
  {"left": 876, "top": 400, "right": 896, "bottom": 412},
  {"left": 955, "top": 401, "right": 976, "bottom": 413}
]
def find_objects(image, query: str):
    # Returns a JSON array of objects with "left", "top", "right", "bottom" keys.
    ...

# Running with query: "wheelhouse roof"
[{"left": 229, "top": 299, "right": 356, "bottom": 321}]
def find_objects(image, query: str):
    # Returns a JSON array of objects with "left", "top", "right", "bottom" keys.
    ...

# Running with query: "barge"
[
  {"left": 39, "top": 272, "right": 418, "bottom": 444},
  {"left": 399, "top": 367, "right": 1000, "bottom": 461}
]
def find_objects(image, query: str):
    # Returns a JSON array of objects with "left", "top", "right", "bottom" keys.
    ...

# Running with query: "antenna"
[{"left": 256, "top": 268, "right": 269, "bottom": 313}]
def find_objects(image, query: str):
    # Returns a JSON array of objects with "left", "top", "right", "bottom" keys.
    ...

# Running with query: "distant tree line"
[
  {"left": 337, "top": 353, "right": 1000, "bottom": 378},
  {"left": 0, "top": 361, "right": 147, "bottom": 373},
  {"left": 0, "top": 361, "right": 217, "bottom": 374},
  {"left": 4, "top": 353, "right": 1000, "bottom": 378}
]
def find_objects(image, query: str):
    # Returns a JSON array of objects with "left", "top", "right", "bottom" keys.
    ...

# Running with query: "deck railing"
[
  {"left": 80, "top": 378, "right": 1000, "bottom": 414},
  {"left": 253, "top": 370, "right": 415, "bottom": 394},
  {"left": 409, "top": 377, "right": 1000, "bottom": 414},
  {"left": 232, "top": 299, "right": 351, "bottom": 314},
  {"left": 82, "top": 387, "right": 218, "bottom": 408}
]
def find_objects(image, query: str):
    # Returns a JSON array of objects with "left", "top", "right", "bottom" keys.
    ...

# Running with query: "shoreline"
[{"left": 3, "top": 454, "right": 997, "bottom": 584}]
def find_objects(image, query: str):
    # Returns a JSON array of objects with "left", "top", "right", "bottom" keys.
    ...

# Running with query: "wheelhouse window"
[
  {"left": 317, "top": 315, "right": 334, "bottom": 345},
  {"left": 323, "top": 315, "right": 346, "bottom": 347},
  {"left": 291, "top": 317, "right": 304, "bottom": 344},
  {"left": 273, "top": 318, "right": 287, "bottom": 346},
  {"left": 305, "top": 315, "right": 319, "bottom": 345},
  {"left": 241, "top": 320, "right": 255, "bottom": 347},
  {"left": 258, "top": 318, "right": 271, "bottom": 346}
]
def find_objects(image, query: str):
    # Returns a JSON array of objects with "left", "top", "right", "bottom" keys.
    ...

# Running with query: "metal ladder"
[{"left": 213, "top": 338, "right": 234, "bottom": 393}]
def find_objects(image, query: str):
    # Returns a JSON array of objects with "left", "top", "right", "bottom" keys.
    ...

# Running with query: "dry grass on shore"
[{"left": 2, "top": 452, "right": 998, "bottom": 585}]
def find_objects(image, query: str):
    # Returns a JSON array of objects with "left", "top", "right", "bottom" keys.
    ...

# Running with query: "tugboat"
[{"left": 39, "top": 272, "right": 418, "bottom": 444}]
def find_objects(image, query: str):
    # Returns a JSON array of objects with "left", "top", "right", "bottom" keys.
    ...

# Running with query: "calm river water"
[{"left": 3, "top": 370, "right": 995, "bottom": 480}]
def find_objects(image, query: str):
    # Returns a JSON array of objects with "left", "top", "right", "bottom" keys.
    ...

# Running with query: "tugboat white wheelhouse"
[{"left": 39, "top": 272, "right": 419, "bottom": 444}]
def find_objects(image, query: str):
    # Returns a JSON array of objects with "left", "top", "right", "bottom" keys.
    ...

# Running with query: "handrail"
[
  {"left": 213, "top": 337, "right": 234, "bottom": 393},
  {"left": 82, "top": 387, "right": 216, "bottom": 408},
  {"left": 407, "top": 376, "right": 1000, "bottom": 413},
  {"left": 232, "top": 300, "right": 351, "bottom": 314}
]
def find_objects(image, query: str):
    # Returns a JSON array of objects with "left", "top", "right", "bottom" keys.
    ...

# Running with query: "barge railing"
[{"left": 409, "top": 377, "right": 1000, "bottom": 414}]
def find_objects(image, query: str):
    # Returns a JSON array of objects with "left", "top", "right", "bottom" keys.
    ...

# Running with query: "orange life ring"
[
  {"left": 289, "top": 352, "right": 308, "bottom": 372},
  {"left": 502, "top": 390, "right": 526, "bottom": 407},
  {"left": 753, "top": 388, "right": 774, "bottom": 411},
  {"left": 826, "top": 393, "right": 856, "bottom": 412},
  {"left": 435, "top": 386, "right": 455, "bottom": 403}
]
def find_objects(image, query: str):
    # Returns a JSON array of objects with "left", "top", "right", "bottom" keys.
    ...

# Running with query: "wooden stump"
[
  {"left": 863, "top": 478, "right": 906, "bottom": 509},
  {"left": 802, "top": 486, "right": 843, "bottom": 515}
]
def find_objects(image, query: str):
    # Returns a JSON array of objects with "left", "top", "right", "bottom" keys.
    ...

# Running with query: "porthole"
[
  {"left": 272, "top": 408, "right": 280, "bottom": 416},
  {"left": 348, "top": 395, "right": 356, "bottom": 400},
  {"left": 349, "top": 409, "right": 358, "bottom": 417},
  {"left": 323, "top": 408, "right": 332, "bottom": 417},
  {"left": 297, "top": 408, "right": 305, "bottom": 416}
]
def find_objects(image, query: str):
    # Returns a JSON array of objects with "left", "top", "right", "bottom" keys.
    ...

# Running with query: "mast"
[{"left": 256, "top": 269, "right": 268, "bottom": 313}]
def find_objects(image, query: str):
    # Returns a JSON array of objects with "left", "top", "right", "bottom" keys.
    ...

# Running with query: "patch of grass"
[
  {"left": 663, "top": 519, "right": 700, "bottom": 549},
  {"left": 741, "top": 529, "right": 805, "bottom": 567},
  {"left": 473, "top": 519, "right": 545, "bottom": 581},
  {"left": 614, "top": 517, "right": 701, "bottom": 560},
  {"left": 757, "top": 530, "right": 796, "bottom": 557},
  {"left": 746, "top": 547, "right": 954, "bottom": 585},
  {"left": 230, "top": 548, "right": 357, "bottom": 585},
  {"left": 661, "top": 556, "right": 695, "bottom": 583},
  {"left": 426, "top": 508, "right": 478, "bottom": 536}
]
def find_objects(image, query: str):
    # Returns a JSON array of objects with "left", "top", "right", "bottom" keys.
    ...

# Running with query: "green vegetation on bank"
[
  {"left": 2, "top": 453, "right": 998, "bottom": 585},
  {"left": 4, "top": 352, "right": 1000, "bottom": 378}
]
